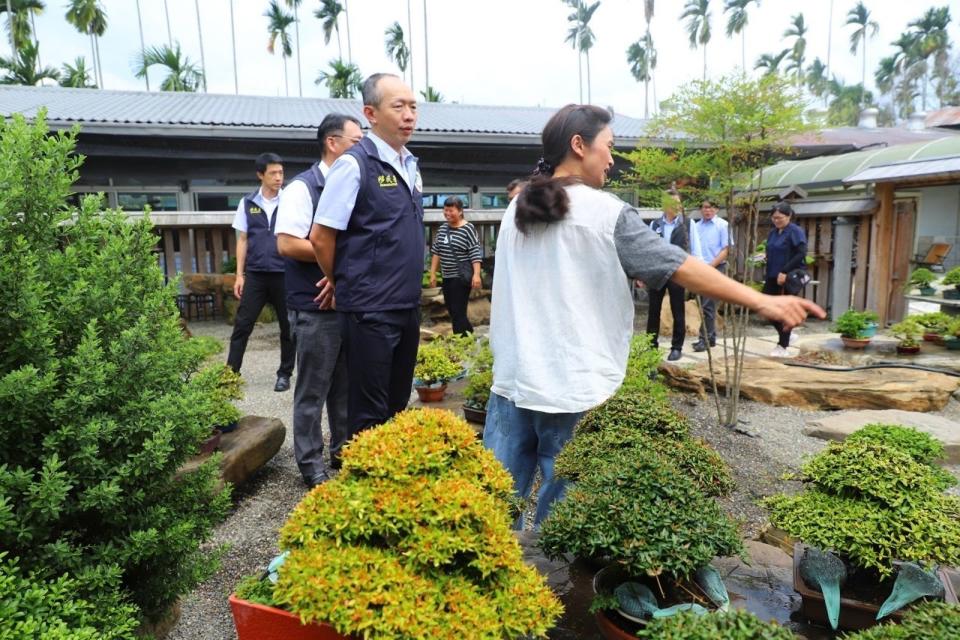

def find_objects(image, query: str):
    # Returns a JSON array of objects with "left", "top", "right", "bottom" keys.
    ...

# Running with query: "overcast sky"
[{"left": 24, "top": 0, "right": 960, "bottom": 119}]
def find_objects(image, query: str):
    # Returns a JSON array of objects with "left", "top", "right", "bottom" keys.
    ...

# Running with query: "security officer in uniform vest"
[
  {"left": 310, "top": 73, "right": 424, "bottom": 437},
  {"left": 226, "top": 152, "right": 295, "bottom": 391},
  {"left": 275, "top": 115, "right": 363, "bottom": 487}
]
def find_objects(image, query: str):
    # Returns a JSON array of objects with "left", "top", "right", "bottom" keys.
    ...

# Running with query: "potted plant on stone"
[
  {"left": 890, "top": 318, "right": 922, "bottom": 355},
  {"left": 906, "top": 268, "right": 937, "bottom": 296},
  {"left": 462, "top": 338, "right": 492, "bottom": 424},
  {"left": 412, "top": 339, "right": 462, "bottom": 402},
  {"left": 764, "top": 425, "right": 960, "bottom": 631},
  {"left": 833, "top": 309, "right": 879, "bottom": 349},
  {"left": 914, "top": 311, "right": 951, "bottom": 344},
  {"left": 945, "top": 318, "right": 960, "bottom": 350},
  {"left": 940, "top": 266, "right": 960, "bottom": 299},
  {"left": 230, "top": 408, "right": 563, "bottom": 640}
]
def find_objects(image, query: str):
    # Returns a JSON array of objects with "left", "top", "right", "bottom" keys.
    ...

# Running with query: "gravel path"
[{"left": 168, "top": 315, "right": 960, "bottom": 639}]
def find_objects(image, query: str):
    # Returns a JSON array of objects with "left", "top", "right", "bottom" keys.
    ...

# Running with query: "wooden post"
[
  {"left": 831, "top": 217, "right": 856, "bottom": 319},
  {"left": 867, "top": 184, "right": 896, "bottom": 325}
]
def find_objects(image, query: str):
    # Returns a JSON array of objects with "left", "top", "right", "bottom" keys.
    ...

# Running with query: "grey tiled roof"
[{"left": 0, "top": 85, "right": 648, "bottom": 140}]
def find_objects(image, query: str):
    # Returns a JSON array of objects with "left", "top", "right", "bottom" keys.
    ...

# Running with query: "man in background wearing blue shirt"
[
  {"left": 309, "top": 73, "right": 424, "bottom": 437},
  {"left": 692, "top": 199, "right": 731, "bottom": 352}
]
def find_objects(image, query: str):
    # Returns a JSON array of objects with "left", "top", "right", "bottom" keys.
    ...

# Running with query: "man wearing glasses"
[{"left": 275, "top": 114, "right": 363, "bottom": 487}]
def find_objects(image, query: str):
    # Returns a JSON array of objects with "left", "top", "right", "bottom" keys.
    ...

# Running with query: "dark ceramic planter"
[
  {"left": 229, "top": 595, "right": 355, "bottom": 640},
  {"left": 462, "top": 404, "right": 487, "bottom": 425},
  {"left": 792, "top": 544, "right": 959, "bottom": 632},
  {"left": 943, "top": 288, "right": 960, "bottom": 300},
  {"left": 896, "top": 344, "right": 921, "bottom": 355},
  {"left": 944, "top": 337, "right": 960, "bottom": 350},
  {"left": 918, "top": 286, "right": 937, "bottom": 296},
  {"left": 415, "top": 384, "right": 447, "bottom": 403}
]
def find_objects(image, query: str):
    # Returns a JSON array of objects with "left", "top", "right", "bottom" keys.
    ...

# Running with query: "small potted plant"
[
  {"left": 944, "top": 318, "right": 960, "bottom": 350},
  {"left": 413, "top": 339, "right": 462, "bottom": 402},
  {"left": 462, "top": 338, "right": 493, "bottom": 424},
  {"left": 230, "top": 408, "right": 563, "bottom": 640},
  {"left": 914, "top": 311, "right": 951, "bottom": 344},
  {"left": 941, "top": 266, "right": 960, "bottom": 299},
  {"left": 906, "top": 268, "right": 937, "bottom": 296},
  {"left": 833, "top": 309, "right": 879, "bottom": 348},
  {"left": 890, "top": 318, "right": 922, "bottom": 355}
]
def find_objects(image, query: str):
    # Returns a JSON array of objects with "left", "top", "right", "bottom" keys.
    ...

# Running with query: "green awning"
[{"left": 758, "top": 136, "right": 960, "bottom": 189}]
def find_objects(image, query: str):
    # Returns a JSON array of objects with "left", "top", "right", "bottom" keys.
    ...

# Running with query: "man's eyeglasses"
[{"left": 330, "top": 135, "right": 363, "bottom": 144}]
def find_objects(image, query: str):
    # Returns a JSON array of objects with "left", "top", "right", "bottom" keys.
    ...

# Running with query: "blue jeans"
[{"left": 482, "top": 393, "right": 584, "bottom": 528}]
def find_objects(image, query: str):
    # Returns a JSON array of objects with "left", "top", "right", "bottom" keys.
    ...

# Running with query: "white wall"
[{"left": 914, "top": 185, "right": 960, "bottom": 269}]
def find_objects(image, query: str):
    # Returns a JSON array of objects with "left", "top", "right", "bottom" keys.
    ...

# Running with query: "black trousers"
[
  {"left": 646, "top": 281, "right": 686, "bottom": 350},
  {"left": 698, "top": 265, "right": 726, "bottom": 343},
  {"left": 442, "top": 279, "right": 473, "bottom": 335},
  {"left": 339, "top": 308, "right": 420, "bottom": 436},
  {"left": 762, "top": 277, "right": 792, "bottom": 347},
  {"left": 226, "top": 271, "right": 295, "bottom": 377}
]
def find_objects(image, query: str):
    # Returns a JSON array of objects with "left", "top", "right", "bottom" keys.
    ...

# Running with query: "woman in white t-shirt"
[{"left": 484, "top": 104, "right": 823, "bottom": 527}]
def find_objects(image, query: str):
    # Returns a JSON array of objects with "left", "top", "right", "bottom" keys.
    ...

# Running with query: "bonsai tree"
[
  {"left": 890, "top": 318, "right": 922, "bottom": 349},
  {"left": 413, "top": 339, "right": 462, "bottom": 387},
  {"left": 913, "top": 311, "right": 951, "bottom": 336},
  {"left": 832, "top": 309, "right": 879, "bottom": 339},
  {"left": 905, "top": 268, "right": 937, "bottom": 292},
  {"left": 941, "top": 266, "right": 960, "bottom": 287},
  {"left": 236, "top": 408, "right": 563, "bottom": 638},
  {"left": 463, "top": 338, "right": 493, "bottom": 409}
]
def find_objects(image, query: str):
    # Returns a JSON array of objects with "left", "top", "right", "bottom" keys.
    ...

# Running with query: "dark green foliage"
[
  {"left": 844, "top": 601, "right": 960, "bottom": 639},
  {"left": 540, "top": 447, "right": 743, "bottom": 579},
  {"left": 577, "top": 391, "right": 690, "bottom": 439},
  {"left": 0, "top": 552, "right": 138, "bottom": 640},
  {"left": 234, "top": 574, "right": 277, "bottom": 608},
  {"left": 0, "top": 113, "right": 232, "bottom": 627},
  {"left": 635, "top": 609, "right": 796, "bottom": 640},
  {"left": 619, "top": 333, "right": 668, "bottom": 400}
]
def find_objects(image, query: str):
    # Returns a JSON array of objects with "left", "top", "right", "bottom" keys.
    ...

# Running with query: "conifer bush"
[{"left": 0, "top": 113, "right": 232, "bottom": 628}]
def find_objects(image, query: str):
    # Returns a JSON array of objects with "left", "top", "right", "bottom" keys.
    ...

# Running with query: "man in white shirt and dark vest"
[
  {"left": 226, "top": 152, "right": 295, "bottom": 392},
  {"left": 309, "top": 73, "right": 424, "bottom": 438},
  {"left": 275, "top": 115, "right": 363, "bottom": 487}
]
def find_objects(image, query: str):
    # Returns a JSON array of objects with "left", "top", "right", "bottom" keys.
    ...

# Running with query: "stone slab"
[
  {"left": 804, "top": 409, "right": 960, "bottom": 463},
  {"left": 179, "top": 415, "right": 285, "bottom": 490},
  {"left": 660, "top": 356, "right": 959, "bottom": 412}
]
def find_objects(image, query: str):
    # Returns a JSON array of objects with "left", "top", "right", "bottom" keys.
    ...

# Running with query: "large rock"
[
  {"left": 180, "top": 415, "right": 285, "bottom": 490},
  {"left": 660, "top": 356, "right": 959, "bottom": 412},
  {"left": 658, "top": 298, "right": 703, "bottom": 338},
  {"left": 467, "top": 297, "right": 491, "bottom": 326},
  {"left": 804, "top": 409, "right": 960, "bottom": 463}
]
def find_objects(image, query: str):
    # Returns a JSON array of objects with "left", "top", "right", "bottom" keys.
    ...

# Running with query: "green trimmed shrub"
[
  {"left": 941, "top": 266, "right": 960, "bottom": 287},
  {"left": 846, "top": 424, "right": 946, "bottom": 466},
  {"left": 619, "top": 333, "right": 667, "bottom": 400},
  {"left": 764, "top": 439, "right": 960, "bottom": 576},
  {"left": 413, "top": 339, "right": 462, "bottom": 384},
  {"left": 0, "top": 113, "right": 232, "bottom": 627},
  {"left": 576, "top": 391, "right": 690, "bottom": 439},
  {"left": 635, "top": 609, "right": 796, "bottom": 640},
  {"left": 844, "top": 601, "right": 960, "bottom": 639},
  {"left": 540, "top": 447, "right": 743, "bottom": 579},
  {"left": 464, "top": 338, "right": 493, "bottom": 408},
  {"left": 267, "top": 408, "right": 562, "bottom": 639},
  {"left": 912, "top": 311, "right": 951, "bottom": 334}
]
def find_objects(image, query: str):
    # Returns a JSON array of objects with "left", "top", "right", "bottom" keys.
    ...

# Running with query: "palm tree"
[
  {"left": 884, "top": 32, "right": 923, "bottom": 118},
  {"left": 0, "top": 0, "right": 43, "bottom": 51},
  {"left": 907, "top": 6, "right": 951, "bottom": 110},
  {"left": 627, "top": 32, "right": 656, "bottom": 118},
  {"left": 265, "top": 0, "right": 295, "bottom": 97},
  {"left": 754, "top": 49, "right": 789, "bottom": 76},
  {"left": 723, "top": 0, "right": 759, "bottom": 72},
  {"left": 315, "top": 58, "right": 361, "bottom": 98},
  {"left": 642, "top": 0, "right": 657, "bottom": 115},
  {"left": 64, "top": 0, "right": 106, "bottom": 89},
  {"left": 783, "top": 13, "right": 807, "bottom": 85},
  {"left": 194, "top": 0, "right": 207, "bottom": 92},
  {"left": 420, "top": 86, "right": 443, "bottom": 102},
  {"left": 845, "top": 1, "right": 879, "bottom": 108},
  {"left": 284, "top": 0, "right": 303, "bottom": 97},
  {"left": 563, "top": 0, "right": 600, "bottom": 103},
  {"left": 577, "top": 0, "right": 600, "bottom": 103},
  {"left": 0, "top": 40, "right": 57, "bottom": 85},
  {"left": 384, "top": 21, "right": 410, "bottom": 81},
  {"left": 315, "top": 0, "right": 343, "bottom": 59},
  {"left": 828, "top": 77, "right": 873, "bottom": 125},
  {"left": 59, "top": 56, "right": 95, "bottom": 88},
  {"left": 563, "top": 0, "right": 584, "bottom": 103},
  {"left": 134, "top": 43, "right": 204, "bottom": 92},
  {"left": 874, "top": 55, "right": 897, "bottom": 113},
  {"left": 806, "top": 57, "right": 829, "bottom": 106},
  {"left": 681, "top": 0, "right": 711, "bottom": 82}
]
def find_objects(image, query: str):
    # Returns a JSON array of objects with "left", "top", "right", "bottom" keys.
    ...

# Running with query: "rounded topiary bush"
[
  {"left": 272, "top": 408, "right": 562, "bottom": 639},
  {"left": 634, "top": 609, "right": 796, "bottom": 640},
  {"left": 845, "top": 424, "right": 955, "bottom": 489},
  {"left": 577, "top": 391, "right": 690, "bottom": 439}
]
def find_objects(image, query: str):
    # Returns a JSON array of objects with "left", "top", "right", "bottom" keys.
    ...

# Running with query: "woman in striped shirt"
[{"left": 428, "top": 196, "right": 483, "bottom": 334}]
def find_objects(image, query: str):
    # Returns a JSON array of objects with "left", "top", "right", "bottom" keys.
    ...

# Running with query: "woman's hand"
[
  {"left": 776, "top": 272, "right": 787, "bottom": 286},
  {"left": 429, "top": 273, "right": 437, "bottom": 288},
  {"left": 471, "top": 274, "right": 482, "bottom": 289}
]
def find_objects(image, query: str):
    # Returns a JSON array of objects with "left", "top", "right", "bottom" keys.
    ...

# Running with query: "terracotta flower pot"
[
  {"left": 841, "top": 336, "right": 871, "bottom": 349},
  {"left": 415, "top": 384, "right": 447, "bottom": 403},
  {"left": 923, "top": 332, "right": 945, "bottom": 344},
  {"left": 229, "top": 595, "right": 354, "bottom": 640}
]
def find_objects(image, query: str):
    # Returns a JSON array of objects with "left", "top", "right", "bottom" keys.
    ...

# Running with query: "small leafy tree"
[
  {"left": 0, "top": 112, "right": 232, "bottom": 628},
  {"left": 618, "top": 72, "right": 813, "bottom": 429}
]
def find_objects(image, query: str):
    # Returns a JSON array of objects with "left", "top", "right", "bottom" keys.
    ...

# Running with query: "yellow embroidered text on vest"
[{"left": 377, "top": 174, "right": 399, "bottom": 188}]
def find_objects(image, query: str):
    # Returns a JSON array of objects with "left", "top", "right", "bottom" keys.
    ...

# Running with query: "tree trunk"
[
  {"left": 741, "top": 31, "right": 746, "bottom": 72},
  {"left": 861, "top": 38, "right": 867, "bottom": 107},
  {"left": 163, "top": 0, "right": 173, "bottom": 48},
  {"left": 293, "top": 5, "right": 302, "bottom": 97},
  {"left": 89, "top": 33, "right": 99, "bottom": 88},
  {"left": 407, "top": 0, "right": 415, "bottom": 93},
  {"left": 586, "top": 50, "right": 591, "bottom": 103},
  {"left": 423, "top": 0, "right": 429, "bottom": 93},
  {"left": 136, "top": 0, "right": 150, "bottom": 90},
  {"left": 283, "top": 56, "right": 289, "bottom": 96},
  {"left": 577, "top": 45, "right": 583, "bottom": 103},
  {"left": 644, "top": 77, "right": 649, "bottom": 119},
  {"left": 93, "top": 35, "right": 103, "bottom": 88},
  {"left": 344, "top": 0, "right": 352, "bottom": 63},
  {"left": 336, "top": 29, "right": 342, "bottom": 60},
  {"left": 4, "top": 0, "right": 13, "bottom": 56},
  {"left": 229, "top": 0, "right": 238, "bottom": 93},
  {"left": 703, "top": 44, "right": 707, "bottom": 82},
  {"left": 194, "top": 0, "right": 207, "bottom": 92}
]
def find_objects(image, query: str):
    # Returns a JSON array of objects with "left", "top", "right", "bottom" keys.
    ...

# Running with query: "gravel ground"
[{"left": 168, "top": 314, "right": 960, "bottom": 639}]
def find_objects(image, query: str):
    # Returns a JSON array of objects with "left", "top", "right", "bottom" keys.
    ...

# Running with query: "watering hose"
[{"left": 781, "top": 360, "right": 960, "bottom": 378}]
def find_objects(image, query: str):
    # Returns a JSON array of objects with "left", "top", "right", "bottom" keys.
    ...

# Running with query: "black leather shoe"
[
  {"left": 274, "top": 375, "right": 291, "bottom": 392},
  {"left": 692, "top": 340, "right": 707, "bottom": 352},
  {"left": 667, "top": 349, "right": 682, "bottom": 361},
  {"left": 304, "top": 471, "right": 331, "bottom": 488}
]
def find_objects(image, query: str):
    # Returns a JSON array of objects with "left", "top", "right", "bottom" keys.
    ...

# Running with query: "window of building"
[
  {"left": 422, "top": 192, "right": 471, "bottom": 209},
  {"left": 117, "top": 192, "right": 179, "bottom": 212},
  {"left": 480, "top": 193, "right": 509, "bottom": 209},
  {"left": 195, "top": 193, "right": 245, "bottom": 211}
]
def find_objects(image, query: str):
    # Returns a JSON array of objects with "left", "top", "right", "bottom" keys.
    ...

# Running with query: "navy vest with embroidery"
[
  {"left": 284, "top": 164, "right": 329, "bottom": 312},
  {"left": 242, "top": 189, "right": 285, "bottom": 272},
  {"left": 334, "top": 137, "right": 424, "bottom": 312}
]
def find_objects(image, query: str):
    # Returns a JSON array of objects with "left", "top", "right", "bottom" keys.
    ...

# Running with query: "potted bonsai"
[
  {"left": 914, "top": 311, "right": 951, "bottom": 344},
  {"left": 540, "top": 391, "right": 740, "bottom": 638},
  {"left": 833, "top": 309, "right": 880, "bottom": 348},
  {"left": 890, "top": 318, "right": 922, "bottom": 355},
  {"left": 941, "top": 266, "right": 960, "bottom": 299},
  {"left": 412, "top": 339, "right": 462, "bottom": 402},
  {"left": 945, "top": 318, "right": 960, "bottom": 350},
  {"left": 906, "top": 268, "right": 937, "bottom": 296},
  {"left": 230, "top": 408, "right": 563, "bottom": 639},
  {"left": 764, "top": 425, "right": 960, "bottom": 631},
  {"left": 462, "top": 338, "right": 492, "bottom": 424}
]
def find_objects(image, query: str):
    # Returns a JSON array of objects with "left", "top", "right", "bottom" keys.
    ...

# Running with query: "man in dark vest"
[
  {"left": 275, "top": 114, "right": 363, "bottom": 488},
  {"left": 647, "top": 189, "right": 696, "bottom": 362},
  {"left": 309, "top": 73, "right": 424, "bottom": 436},
  {"left": 226, "top": 152, "right": 295, "bottom": 391}
]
